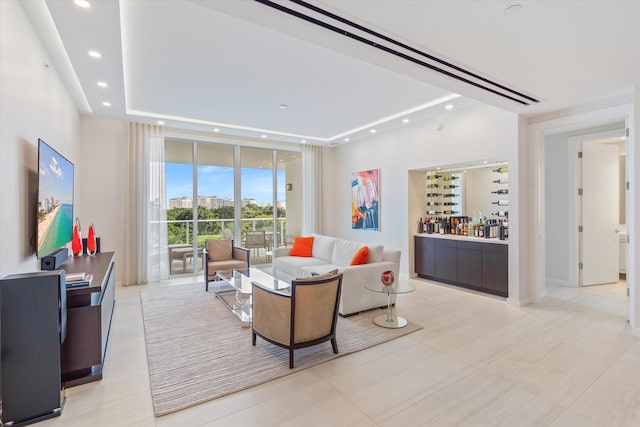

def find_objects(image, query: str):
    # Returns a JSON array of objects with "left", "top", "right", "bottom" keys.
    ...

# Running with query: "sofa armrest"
[
  {"left": 274, "top": 246, "right": 292, "bottom": 258},
  {"left": 338, "top": 261, "right": 398, "bottom": 315}
]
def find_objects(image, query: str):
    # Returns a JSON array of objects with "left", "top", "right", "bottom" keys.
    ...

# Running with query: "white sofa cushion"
[
  {"left": 299, "top": 264, "right": 342, "bottom": 277},
  {"left": 331, "top": 238, "right": 365, "bottom": 266},
  {"left": 311, "top": 233, "right": 336, "bottom": 262},
  {"left": 275, "top": 255, "right": 329, "bottom": 279},
  {"left": 367, "top": 244, "right": 384, "bottom": 263}
]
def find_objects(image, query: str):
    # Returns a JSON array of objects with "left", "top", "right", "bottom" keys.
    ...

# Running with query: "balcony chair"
[
  {"left": 203, "top": 239, "right": 250, "bottom": 291},
  {"left": 251, "top": 271, "right": 343, "bottom": 369},
  {"left": 244, "top": 230, "right": 268, "bottom": 256}
]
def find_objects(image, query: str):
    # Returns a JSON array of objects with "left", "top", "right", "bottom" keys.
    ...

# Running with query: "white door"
[{"left": 580, "top": 141, "right": 619, "bottom": 286}]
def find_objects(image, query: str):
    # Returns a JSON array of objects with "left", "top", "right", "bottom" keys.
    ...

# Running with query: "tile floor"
[{"left": 39, "top": 277, "right": 639, "bottom": 427}]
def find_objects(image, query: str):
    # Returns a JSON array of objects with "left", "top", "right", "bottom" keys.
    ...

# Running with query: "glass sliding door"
[
  {"left": 240, "top": 147, "right": 274, "bottom": 264},
  {"left": 196, "top": 143, "right": 236, "bottom": 246},
  {"left": 164, "top": 139, "right": 302, "bottom": 273},
  {"left": 165, "top": 139, "right": 196, "bottom": 275}
]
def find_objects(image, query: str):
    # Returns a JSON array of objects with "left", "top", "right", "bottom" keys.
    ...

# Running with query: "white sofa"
[{"left": 272, "top": 234, "right": 401, "bottom": 316}]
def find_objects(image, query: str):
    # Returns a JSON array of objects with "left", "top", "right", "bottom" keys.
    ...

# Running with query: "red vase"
[
  {"left": 381, "top": 270, "right": 394, "bottom": 287},
  {"left": 71, "top": 217, "right": 83, "bottom": 256},
  {"left": 87, "top": 223, "right": 97, "bottom": 255}
]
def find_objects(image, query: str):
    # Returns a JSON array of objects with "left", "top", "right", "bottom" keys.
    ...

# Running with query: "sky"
[
  {"left": 39, "top": 141, "right": 74, "bottom": 204},
  {"left": 166, "top": 163, "right": 285, "bottom": 205}
]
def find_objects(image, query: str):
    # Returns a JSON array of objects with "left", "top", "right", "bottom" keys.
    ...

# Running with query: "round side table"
[{"left": 365, "top": 281, "right": 416, "bottom": 328}]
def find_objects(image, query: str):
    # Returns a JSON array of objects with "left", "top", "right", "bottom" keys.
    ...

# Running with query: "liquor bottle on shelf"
[
  {"left": 426, "top": 201, "right": 442, "bottom": 206},
  {"left": 426, "top": 210, "right": 441, "bottom": 215},
  {"left": 442, "top": 194, "right": 457, "bottom": 198},
  {"left": 426, "top": 193, "right": 441, "bottom": 197},
  {"left": 426, "top": 183, "right": 440, "bottom": 188},
  {"left": 443, "top": 184, "right": 458, "bottom": 189},
  {"left": 491, "top": 189, "right": 509, "bottom": 194},
  {"left": 492, "top": 211, "right": 508, "bottom": 217},
  {"left": 418, "top": 217, "right": 424, "bottom": 233},
  {"left": 426, "top": 174, "right": 442, "bottom": 180},
  {"left": 443, "top": 202, "right": 458, "bottom": 206},
  {"left": 492, "top": 200, "right": 508, "bottom": 206},
  {"left": 493, "top": 166, "right": 508, "bottom": 173},
  {"left": 492, "top": 178, "right": 508, "bottom": 184},
  {"left": 442, "top": 176, "right": 459, "bottom": 181},
  {"left": 443, "top": 210, "right": 458, "bottom": 215}
]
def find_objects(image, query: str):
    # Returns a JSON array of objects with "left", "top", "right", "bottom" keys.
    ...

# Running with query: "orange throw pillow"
[
  {"left": 350, "top": 246, "right": 369, "bottom": 265},
  {"left": 290, "top": 236, "right": 314, "bottom": 257}
]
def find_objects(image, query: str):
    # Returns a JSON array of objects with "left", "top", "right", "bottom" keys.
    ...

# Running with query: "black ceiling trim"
[{"left": 254, "top": 0, "right": 539, "bottom": 106}]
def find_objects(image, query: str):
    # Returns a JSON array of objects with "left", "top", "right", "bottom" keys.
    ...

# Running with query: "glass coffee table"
[
  {"left": 365, "top": 281, "right": 416, "bottom": 328},
  {"left": 214, "top": 268, "right": 290, "bottom": 327}
]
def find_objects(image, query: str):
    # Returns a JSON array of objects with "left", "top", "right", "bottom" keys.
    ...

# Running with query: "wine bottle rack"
[
  {"left": 425, "top": 172, "right": 460, "bottom": 217},
  {"left": 491, "top": 165, "right": 508, "bottom": 217}
]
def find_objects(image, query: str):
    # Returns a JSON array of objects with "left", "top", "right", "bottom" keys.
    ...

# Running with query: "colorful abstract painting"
[{"left": 351, "top": 169, "right": 379, "bottom": 231}]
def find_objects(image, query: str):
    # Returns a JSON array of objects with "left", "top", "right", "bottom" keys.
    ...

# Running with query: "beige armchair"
[
  {"left": 251, "top": 272, "right": 343, "bottom": 369},
  {"left": 204, "top": 239, "right": 250, "bottom": 291}
]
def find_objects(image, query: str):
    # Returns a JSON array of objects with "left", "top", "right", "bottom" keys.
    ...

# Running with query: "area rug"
[{"left": 140, "top": 282, "right": 422, "bottom": 416}]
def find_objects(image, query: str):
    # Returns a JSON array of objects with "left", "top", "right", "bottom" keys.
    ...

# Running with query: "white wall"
[
  {"left": 544, "top": 133, "right": 572, "bottom": 286},
  {"left": 0, "top": 0, "right": 79, "bottom": 277},
  {"left": 323, "top": 103, "right": 518, "bottom": 279},
  {"left": 78, "top": 117, "right": 128, "bottom": 285}
]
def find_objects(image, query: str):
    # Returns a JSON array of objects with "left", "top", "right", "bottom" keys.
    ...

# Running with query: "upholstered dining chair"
[
  {"left": 203, "top": 239, "right": 250, "bottom": 291},
  {"left": 251, "top": 271, "right": 343, "bottom": 369}
]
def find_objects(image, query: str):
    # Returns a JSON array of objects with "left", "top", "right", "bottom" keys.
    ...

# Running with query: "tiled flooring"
[{"left": 39, "top": 277, "right": 639, "bottom": 427}]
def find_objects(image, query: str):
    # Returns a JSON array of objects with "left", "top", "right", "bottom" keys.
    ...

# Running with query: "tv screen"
[{"left": 37, "top": 139, "right": 74, "bottom": 258}]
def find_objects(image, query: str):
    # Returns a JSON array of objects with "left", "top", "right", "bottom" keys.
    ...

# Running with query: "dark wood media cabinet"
[
  {"left": 415, "top": 235, "right": 508, "bottom": 297},
  {"left": 61, "top": 252, "right": 116, "bottom": 387}
]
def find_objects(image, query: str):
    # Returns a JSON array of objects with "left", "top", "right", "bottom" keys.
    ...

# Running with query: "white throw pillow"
[
  {"left": 367, "top": 245, "right": 384, "bottom": 263},
  {"left": 311, "top": 234, "right": 336, "bottom": 262},
  {"left": 331, "top": 238, "right": 364, "bottom": 266}
]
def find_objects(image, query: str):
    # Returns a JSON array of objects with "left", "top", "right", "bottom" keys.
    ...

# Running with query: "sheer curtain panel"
[
  {"left": 301, "top": 144, "right": 323, "bottom": 235},
  {"left": 124, "top": 123, "right": 169, "bottom": 285}
]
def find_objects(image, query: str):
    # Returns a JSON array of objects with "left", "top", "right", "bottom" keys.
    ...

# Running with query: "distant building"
[
  {"left": 169, "top": 196, "right": 235, "bottom": 209},
  {"left": 168, "top": 197, "right": 193, "bottom": 209}
]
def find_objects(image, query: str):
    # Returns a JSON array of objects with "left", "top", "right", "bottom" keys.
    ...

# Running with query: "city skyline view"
[{"left": 166, "top": 163, "right": 285, "bottom": 206}]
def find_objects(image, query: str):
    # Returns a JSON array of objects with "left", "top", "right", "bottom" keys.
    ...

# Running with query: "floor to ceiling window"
[
  {"left": 196, "top": 142, "right": 236, "bottom": 246},
  {"left": 164, "top": 138, "right": 301, "bottom": 275}
]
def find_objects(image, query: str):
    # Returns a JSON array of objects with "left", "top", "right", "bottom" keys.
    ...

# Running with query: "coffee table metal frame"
[
  {"left": 214, "top": 268, "right": 290, "bottom": 327},
  {"left": 365, "top": 281, "right": 416, "bottom": 328}
]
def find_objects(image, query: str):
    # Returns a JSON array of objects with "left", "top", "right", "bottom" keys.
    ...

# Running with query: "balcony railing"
[{"left": 166, "top": 217, "right": 288, "bottom": 247}]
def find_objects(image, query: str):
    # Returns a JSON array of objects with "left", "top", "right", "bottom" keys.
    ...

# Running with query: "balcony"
[{"left": 166, "top": 217, "right": 288, "bottom": 274}]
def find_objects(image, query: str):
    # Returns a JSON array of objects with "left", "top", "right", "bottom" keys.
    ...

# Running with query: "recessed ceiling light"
[
  {"left": 445, "top": 104, "right": 454, "bottom": 110},
  {"left": 213, "top": 128, "right": 220, "bottom": 132},
  {"left": 97, "top": 81, "right": 107, "bottom": 88},
  {"left": 370, "top": 129, "right": 377, "bottom": 133},
  {"left": 402, "top": 118, "right": 410, "bottom": 124},
  {"left": 301, "top": 140, "right": 306, "bottom": 144},
  {"left": 261, "top": 134, "right": 267, "bottom": 138},
  {"left": 344, "top": 138, "right": 350, "bottom": 142},
  {"left": 88, "top": 50, "right": 101, "bottom": 58},
  {"left": 436, "top": 167, "right": 441, "bottom": 170},
  {"left": 278, "top": 104, "right": 288, "bottom": 109},
  {"left": 157, "top": 121, "right": 164, "bottom": 125},
  {"left": 102, "top": 101, "right": 111, "bottom": 107},
  {"left": 483, "top": 160, "right": 488, "bottom": 164},
  {"left": 74, "top": 0, "right": 90, "bottom": 8}
]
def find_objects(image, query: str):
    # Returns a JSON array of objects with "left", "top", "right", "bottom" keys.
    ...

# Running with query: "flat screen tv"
[{"left": 36, "top": 138, "right": 74, "bottom": 258}]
